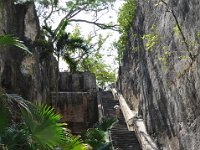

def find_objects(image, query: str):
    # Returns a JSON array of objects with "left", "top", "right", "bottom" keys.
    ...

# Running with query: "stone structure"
[
  {"left": 59, "top": 72, "right": 97, "bottom": 92},
  {"left": 117, "top": 0, "right": 200, "bottom": 149},
  {"left": 51, "top": 72, "right": 98, "bottom": 133},
  {"left": 0, "top": 1, "right": 98, "bottom": 134}
]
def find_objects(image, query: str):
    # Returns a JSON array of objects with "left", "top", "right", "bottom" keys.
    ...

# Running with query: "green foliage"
[
  {"left": 38, "top": 0, "right": 117, "bottom": 81},
  {"left": 195, "top": 32, "right": 200, "bottom": 39},
  {"left": 21, "top": 103, "right": 64, "bottom": 149},
  {"left": 115, "top": 0, "right": 137, "bottom": 61},
  {"left": 0, "top": 35, "right": 31, "bottom": 54},
  {"left": 142, "top": 25, "right": 159, "bottom": 51},
  {"left": 36, "top": 0, "right": 116, "bottom": 30},
  {"left": 36, "top": 38, "right": 54, "bottom": 61},
  {"left": 1, "top": 125, "right": 33, "bottom": 150},
  {"left": 96, "top": 117, "right": 116, "bottom": 132},
  {"left": 117, "top": 0, "right": 137, "bottom": 33},
  {"left": 65, "top": 0, "right": 115, "bottom": 8},
  {"left": 173, "top": 24, "right": 180, "bottom": 37},
  {"left": 43, "top": 24, "right": 89, "bottom": 73},
  {"left": 61, "top": 131, "right": 85, "bottom": 150},
  {"left": 113, "top": 33, "right": 126, "bottom": 62},
  {"left": 82, "top": 128, "right": 108, "bottom": 149},
  {"left": 0, "top": 90, "right": 115, "bottom": 150},
  {"left": 61, "top": 34, "right": 89, "bottom": 72},
  {"left": 0, "top": 90, "right": 83, "bottom": 150},
  {"left": 80, "top": 54, "right": 116, "bottom": 89},
  {"left": 66, "top": 28, "right": 117, "bottom": 87},
  {"left": 81, "top": 117, "right": 115, "bottom": 150}
]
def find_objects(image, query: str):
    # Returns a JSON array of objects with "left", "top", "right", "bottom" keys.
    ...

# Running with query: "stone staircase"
[{"left": 100, "top": 91, "right": 141, "bottom": 150}]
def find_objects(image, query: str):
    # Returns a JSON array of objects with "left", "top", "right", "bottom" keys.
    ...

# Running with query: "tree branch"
[
  {"left": 44, "top": 0, "right": 54, "bottom": 26},
  {"left": 69, "top": 19, "right": 118, "bottom": 31}
]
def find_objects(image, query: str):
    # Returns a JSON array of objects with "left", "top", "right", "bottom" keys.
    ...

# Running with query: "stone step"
[{"left": 100, "top": 91, "right": 141, "bottom": 150}]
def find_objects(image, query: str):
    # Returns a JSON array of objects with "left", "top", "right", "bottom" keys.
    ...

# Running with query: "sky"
[{"left": 37, "top": 0, "right": 124, "bottom": 72}]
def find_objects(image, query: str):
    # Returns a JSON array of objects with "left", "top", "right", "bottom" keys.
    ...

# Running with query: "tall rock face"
[
  {"left": 0, "top": 0, "right": 56, "bottom": 102},
  {"left": 117, "top": 0, "right": 200, "bottom": 149}
]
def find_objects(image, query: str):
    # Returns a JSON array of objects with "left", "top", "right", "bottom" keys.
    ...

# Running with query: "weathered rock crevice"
[{"left": 117, "top": 0, "right": 200, "bottom": 149}]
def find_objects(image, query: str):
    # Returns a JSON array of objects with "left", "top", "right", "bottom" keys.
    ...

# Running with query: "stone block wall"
[
  {"left": 59, "top": 71, "right": 96, "bottom": 92},
  {"left": 52, "top": 72, "right": 98, "bottom": 133}
]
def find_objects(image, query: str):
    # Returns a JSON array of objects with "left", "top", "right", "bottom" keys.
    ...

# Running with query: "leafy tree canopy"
[
  {"left": 78, "top": 51, "right": 116, "bottom": 89},
  {"left": 14, "top": 0, "right": 117, "bottom": 88}
]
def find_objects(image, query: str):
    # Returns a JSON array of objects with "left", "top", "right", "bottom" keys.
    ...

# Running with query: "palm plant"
[
  {"left": 81, "top": 117, "right": 116, "bottom": 150},
  {"left": 61, "top": 36, "right": 88, "bottom": 72},
  {"left": 60, "top": 131, "right": 85, "bottom": 150},
  {"left": 20, "top": 103, "right": 65, "bottom": 149},
  {"left": 0, "top": 34, "right": 86, "bottom": 149},
  {"left": 0, "top": 30, "right": 92, "bottom": 150},
  {"left": 0, "top": 35, "right": 31, "bottom": 54},
  {"left": 43, "top": 22, "right": 89, "bottom": 107},
  {"left": 96, "top": 117, "right": 116, "bottom": 132},
  {"left": 0, "top": 88, "right": 84, "bottom": 150},
  {"left": 43, "top": 21, "right": 89, "bottom": 73}
]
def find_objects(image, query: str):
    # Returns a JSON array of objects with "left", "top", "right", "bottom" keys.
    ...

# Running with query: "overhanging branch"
[{"left": 69, "top": 19, "right": 118, "bottom": 31}]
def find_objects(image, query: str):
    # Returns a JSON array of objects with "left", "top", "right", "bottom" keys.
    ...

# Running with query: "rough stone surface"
[
  {"left": 0, "top": 1, "right": 98, "bottom": 133},
  {"left": 0, "top": 1, "right": 57, "bottom": 102},
  {"left": 54, "top": 92, "right": 90, "bottom": 133},
  {"left": 59, "top": 71, "right": 96, "bottom": 92},
  {"left": 52, "top": 72, "right": 98, "bottom": 133},
  {"left": 117, "top": 0, "right": 200, "bottom": 149}
]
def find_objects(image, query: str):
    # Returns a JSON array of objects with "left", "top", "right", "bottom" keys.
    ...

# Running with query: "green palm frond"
[
  {"left": 81, "top": 118, "right": 115, "bottom": 150},
  {"left": 96, "top": 117, "right": 116, "bottom": 132},
  {"left": 62, "top": 53, "right": 78, "bottom": 72},
  {"left": 82, "top": 128, "right": 106, "bottom": 149},
  {"left": 0, "top": 92, "right": 32, "bottom": 134},
  {"left": 21, "top": 103, "right": 65, "bottom": 149},
  {"left": 67, "top": 37, "right": 89, "bottom": 52},
  {"left": 56, "top": 32, "right": 69, "bottom": 51},
  {"left": 55, "top": 18, "right": 68, "bottom": 40},
  {"left": 61, "top": 133, "right": 85, "bottom": 150},
  {"left": 0, "top": 91, "right": 76, "bottom": 150},
  {"left": 43, "top": 26, "right": 56, "bottom": 39},
  {"left": 0, "top": 35, "right": 31, "bottom": 54}
]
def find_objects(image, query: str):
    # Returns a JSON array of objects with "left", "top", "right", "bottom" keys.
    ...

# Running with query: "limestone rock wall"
[
  {"left": 117, "top": 0, "right": 200, "bottom": 149},
  {"left": 0, "top": 1, "right": 57, "bottom": 102}
]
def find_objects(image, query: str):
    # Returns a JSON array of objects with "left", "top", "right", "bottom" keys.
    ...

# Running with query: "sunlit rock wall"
[{"left": 117, "top": 0, "right": 200, "bottom": 149}]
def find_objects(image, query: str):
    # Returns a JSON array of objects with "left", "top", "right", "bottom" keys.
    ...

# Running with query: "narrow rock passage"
[{"left": 100, "top": 91, "right": 141, "bottom": 150}]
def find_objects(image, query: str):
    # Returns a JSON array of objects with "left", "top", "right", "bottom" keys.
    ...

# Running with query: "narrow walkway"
[{"left": 101, "top": 91, "right": 141, "bottom": 150}]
